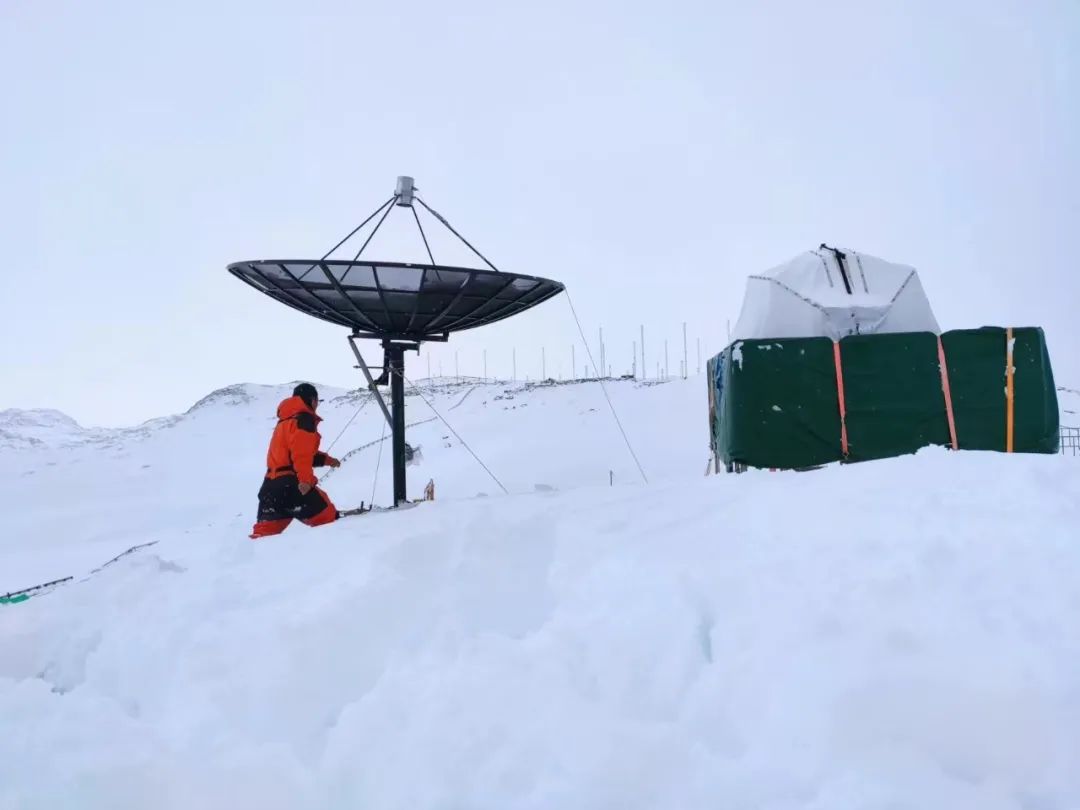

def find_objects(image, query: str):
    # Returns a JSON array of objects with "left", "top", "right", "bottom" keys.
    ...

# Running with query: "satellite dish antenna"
[{"left": 228, "top": 176, "right": 565, "bottom": 506}]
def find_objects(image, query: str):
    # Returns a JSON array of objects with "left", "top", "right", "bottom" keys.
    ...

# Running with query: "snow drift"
[{"left": 2, "top": 378, "right": 1079, "bottom": 809}]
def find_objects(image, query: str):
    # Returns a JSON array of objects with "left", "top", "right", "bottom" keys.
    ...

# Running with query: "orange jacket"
[{"left": 264, "top": 396, "right": 335, "bottom": 485}]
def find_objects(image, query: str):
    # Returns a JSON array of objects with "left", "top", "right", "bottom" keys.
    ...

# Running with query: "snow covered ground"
[
  {"left": 0, "top": 378, "right": 701, "bottom": 588},
  {"left": 2, "top": 378, "right": 1079, "bottom": 809}
]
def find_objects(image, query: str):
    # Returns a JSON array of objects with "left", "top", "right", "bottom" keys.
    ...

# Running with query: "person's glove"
[
  {"left": 326, "top": 456, "right": 341, "bottom": 468},
  {"left": 298, "top": 481, "right": 314, "bottom": 495}
]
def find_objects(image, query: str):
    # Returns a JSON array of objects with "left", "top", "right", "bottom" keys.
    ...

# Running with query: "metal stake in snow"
[
  {"left": 683, "top": 322, "right": 688, "bottom": 380},
  {"left": 640, "top": 325, "right": 646, "bottom": 382}
]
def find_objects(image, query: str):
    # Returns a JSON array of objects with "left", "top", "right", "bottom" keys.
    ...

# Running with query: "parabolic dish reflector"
[{"left": 228, "top": 260, "right": 565, "bottom": 340}]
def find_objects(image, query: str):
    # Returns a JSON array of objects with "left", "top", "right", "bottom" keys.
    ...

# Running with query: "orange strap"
[
  {"left": 937, "top": 336, "right": 958, "bottom": 450},
  {"left": 1006, "top": 327, "right": 1015, "bottom": 453},
  {"left": 833, "top": 341, "right": 849, "bottom": 457}
]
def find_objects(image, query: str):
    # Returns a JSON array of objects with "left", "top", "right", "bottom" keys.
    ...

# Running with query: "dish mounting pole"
[
  {"left": 348, "top": 334, "right": 417, "bottom": 507},
  {"left": 387, "top": 340, "right": 408, "bottom": 507},
  {"left": 348, "top": 336, "right": 393, "bottom": 428}
]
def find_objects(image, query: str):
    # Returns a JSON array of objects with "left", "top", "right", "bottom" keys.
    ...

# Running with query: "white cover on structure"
[{"left": 731, "top": 247, "right": 940, "bottom": 341}]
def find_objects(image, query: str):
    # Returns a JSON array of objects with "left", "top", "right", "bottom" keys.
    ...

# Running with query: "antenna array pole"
[
  {"left": 599, "top": 328, "right": 605, "bottom": 379},
  {"left": 683, "top": 322, "right": 688, "bottom": 380},
  {"left": 640, "top": 325, "right": 645, "bottom": 382}
]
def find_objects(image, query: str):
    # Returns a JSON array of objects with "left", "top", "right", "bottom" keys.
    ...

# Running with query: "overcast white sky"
[{"left": 2, "top": 0, "right": 1077, "bottom": 426}]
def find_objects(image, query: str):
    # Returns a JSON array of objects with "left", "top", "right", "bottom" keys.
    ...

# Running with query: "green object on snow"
[{"left": 707, "top": 326, "right": 1059, "bottom": 470}]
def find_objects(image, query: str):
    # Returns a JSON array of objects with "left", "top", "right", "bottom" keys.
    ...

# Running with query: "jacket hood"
[{"left": 276, "top": 395, "right": 321, "bottom": 422}]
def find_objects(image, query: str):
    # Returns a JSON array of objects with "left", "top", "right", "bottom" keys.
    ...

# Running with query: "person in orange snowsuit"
[{"left": 250, "top": 383, "right": 341, "bottom": 539}]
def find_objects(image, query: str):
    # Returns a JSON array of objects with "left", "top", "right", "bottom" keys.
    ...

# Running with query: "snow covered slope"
[
  {"left": 2, "top": 378, "right": 1079, "bottom": 808},
  {"left": 0, "top": 378, "right": 702, "bottom": 589}
]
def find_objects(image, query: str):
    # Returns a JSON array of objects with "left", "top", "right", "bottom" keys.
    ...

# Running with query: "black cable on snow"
[
  {"left": 3, "top": 576, "right": 72, "bottom": 601},
  {"left": 4, "top": 540, "right": 161, "bottom": 604}
]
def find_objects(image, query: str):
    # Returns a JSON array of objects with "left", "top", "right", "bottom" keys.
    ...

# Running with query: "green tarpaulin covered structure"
[
  {"left": 710, "top": 247, "right": 1060, "bottom": 470},
  {"left": 708, "top": 327, "right": 1059, "bottom": 470}
]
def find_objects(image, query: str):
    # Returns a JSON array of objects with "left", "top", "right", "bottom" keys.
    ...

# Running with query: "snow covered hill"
[
  {"left": 0, "top": 378, "right": 703, "bottom": 589},
  {"left": 2, "top": 377, "right": 1079, "bottom": 808}
]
